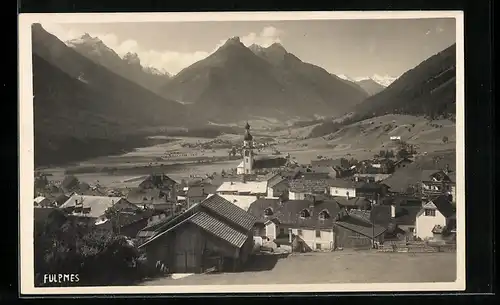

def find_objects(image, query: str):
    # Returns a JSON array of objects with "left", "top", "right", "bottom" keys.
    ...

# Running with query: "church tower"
[{"left": 242, "top": 122, "right": 254, "bottom": 174}]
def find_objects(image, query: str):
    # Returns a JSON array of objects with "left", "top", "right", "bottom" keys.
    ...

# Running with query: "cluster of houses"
[{"left": 34, "top": 122, "right": 457, "bottom": 275}]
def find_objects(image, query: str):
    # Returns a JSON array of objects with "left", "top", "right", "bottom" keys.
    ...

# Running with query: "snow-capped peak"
[
  {"left": 336, "top": 74, "right": 357, "bottom": 82},
  {"left": 143, "top": 66, "right": 171, "bottom": 77},
  {"left": 354, "top": 74, "right": 398, "bottom": 87}
]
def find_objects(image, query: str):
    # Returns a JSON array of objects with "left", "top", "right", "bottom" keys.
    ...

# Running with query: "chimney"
[
  {"left": 391, "top": 205, "right": 396, "bottom": 218},
  {"left": 288, "top": 228, "right": 292, "bottom": 243}
]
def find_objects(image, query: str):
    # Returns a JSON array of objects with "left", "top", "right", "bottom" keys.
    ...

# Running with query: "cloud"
[{"left": 40, "top": 23, "right": 283, "bottom": 75}]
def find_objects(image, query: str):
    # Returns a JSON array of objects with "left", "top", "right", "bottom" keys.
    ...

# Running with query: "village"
[{"left": 33, "top": 122, "right": 457, "bottom": 286}]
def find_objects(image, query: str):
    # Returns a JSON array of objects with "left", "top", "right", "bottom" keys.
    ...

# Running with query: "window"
[
  {"left": 316, "top": 230, "right": 321, "bottom": 238},
  {"left": 299, "top": 209, "right": 311, "bottom": 218},
  {"left": 264, "top": 208, "right": 274, "bottom": 216},
  {"left": 319, "top": 210, "right": 331, "bottom": 220},
  {"left": 424, "top": 209, "right": 436, "bottom": 217},
  {"left": 316, "top": 243, "right": 322, "bottom": 250},
  {"left": 245, "top": 158, "right": 249, "bottom": 163},
  {"left": 298, "top": 229, "right": 303, "bottom": 236}
]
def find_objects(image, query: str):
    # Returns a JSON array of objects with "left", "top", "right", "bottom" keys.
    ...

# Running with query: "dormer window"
[
  {"left": 300, "top": 209, "right": 311, "bottom": 218},
  {"left": 264, "top": 207, "right": 274, "bottom": 216},
  {"left": 319, "top": 210, "right": 331, "bottom": 220}
]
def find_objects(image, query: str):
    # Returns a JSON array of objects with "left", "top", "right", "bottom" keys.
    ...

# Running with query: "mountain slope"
[
  {"left": 351, "top": 44, "right": 456, "bottom": 121},
  {"left": 160, "top": 38, "right": 368, "bottom": 122},
  {"left": 67, "top": 34, "right": 170, "bottom": 94},
  {"left": 32, "top": 23, "right": 188, "bottom": 126},
  {"left": 31, "top": 24, "right": 192, "bottom": 166},
  {"left": 355, "top": 78, "right": 386, "bottom": 96}
]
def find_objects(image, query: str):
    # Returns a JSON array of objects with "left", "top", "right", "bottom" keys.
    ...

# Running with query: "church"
[{"left": 236, "top": 122, "right": 288, "bottom": 175}]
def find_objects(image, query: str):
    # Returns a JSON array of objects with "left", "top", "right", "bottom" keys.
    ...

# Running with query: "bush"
[{"left": 35, "top": 217, "right": 143, "bottom": 287}]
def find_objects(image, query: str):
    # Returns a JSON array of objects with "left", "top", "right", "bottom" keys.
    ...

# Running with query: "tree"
[
  {"left": 61, "top": 175, "right": 79, "bottom": 191},
  {"left": 35, "top": 215, "right": 142, "bottom": 287},
  {"left": 397, "top": 148, "right": 410, "bottom": 159},
  {"left": 442, "top": 136, "right": 449, "bottom": 144},
  {"left": 385, "top": 150, "right": 395, "bottom": 158},
  {"left": 379, "top": 150, "right": 386, "bottom": 158}
]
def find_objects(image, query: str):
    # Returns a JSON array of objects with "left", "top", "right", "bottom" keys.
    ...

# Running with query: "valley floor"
[{"left": 139, "top": 251, "right": 457, "bottom": 286}]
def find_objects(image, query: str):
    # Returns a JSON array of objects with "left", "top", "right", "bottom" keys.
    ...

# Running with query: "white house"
[
  {"left": 329, "top": 180, "right": 364, "bottom": 198},
  {"left": 415, "top": 195, "right": 455, "bottom": 240},
  {"left": 247, "top": 197, "right": 340, "bottom": 251},
  {"left": 216, "top": 181, "right": 268, "bottom": 196}
]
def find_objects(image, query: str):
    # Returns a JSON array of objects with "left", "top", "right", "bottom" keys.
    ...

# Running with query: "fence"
[{"left": 377, "top": 241, "right": 456, "bottom": 253}]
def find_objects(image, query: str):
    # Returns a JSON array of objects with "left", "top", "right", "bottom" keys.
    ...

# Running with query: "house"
[
  {"left": 334, "top": 215, "right": 387, "bottom": 250},
  {"left": 353, "top": 173, "right": 392, "bottom": 183},
  {"left": 393, "top": 157, "right": 413, "bottom": 169},
  {"left": 421, "top": 169, "right": 456, "bottom": 199},
  {"left": 59, "top": 194, "right": 140, "bottom": 225},
  {"left": 237, "top": 122, "right": 288, "bottom": 175},
  {"left": 108, "top": 209, "right": 156, "bottom": 238},
  {"left": 185, "top": 184, "right": 219, "bottom": 209},
  {"left": 415, "top": 195, "right": 456, "bottom": 240},
  {"left": 247, "top": 196, "right": 342, "bottom": 251},
  {"left": 216, "top": 180, "right": 267, "bottom": 196},
  {"left": 126, "top": 188, "right": 177, "bottom": 213},
  {"left": 52, "top": 194, "right": 69, "bottom": 207},
  {"left": 138, "top": 194, "right": 257, "bottom": 273},
  {"left": 288, "top": 178, "right": 335, "bottom": 200},
  {"left": 34, "top": 196, "right": 52, "bottom": 208},
  {"left": 330, "top": 180, "right": 389, "bottom": 201},
  {"left": 266, "top": 174, "right": 290, "bottom": 198}
]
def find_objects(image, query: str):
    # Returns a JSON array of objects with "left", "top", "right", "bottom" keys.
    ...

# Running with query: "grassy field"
[{"left": 139, "top": 251, "right": 457, "bottom": 286}]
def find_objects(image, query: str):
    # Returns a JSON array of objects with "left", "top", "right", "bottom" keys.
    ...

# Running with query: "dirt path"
[{"left": 139, "top": 251, "right": 457, "bottom": 286}]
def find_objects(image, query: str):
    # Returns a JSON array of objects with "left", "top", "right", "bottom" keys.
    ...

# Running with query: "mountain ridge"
[{"left": 160, "top": 37, "right": 368, "bottom": 122}]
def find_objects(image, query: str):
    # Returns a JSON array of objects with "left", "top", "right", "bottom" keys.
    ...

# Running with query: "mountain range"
[
  {"left": 159, "top": 37, "right": 369, "bottom": 122},
  {"left": 31, "top": 23, "right": 456, "bottom": 166},
  {"left": 31, "top": 24, "right": 189, "bottom": 166},
  {"left": 352, "top": 43, "right": 456, "bottom": 121},
  {"left": 66, "top": 34, "right": 171, "bottom": 94}
]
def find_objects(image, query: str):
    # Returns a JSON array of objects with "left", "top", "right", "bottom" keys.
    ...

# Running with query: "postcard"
[{"left": 18, "top": 11, "right": 465, "bottom": 295}]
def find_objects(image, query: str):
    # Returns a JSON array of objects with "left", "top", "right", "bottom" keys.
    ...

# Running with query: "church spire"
[{"left": 243, "top": 122, "right": 253, "bottom": 141}]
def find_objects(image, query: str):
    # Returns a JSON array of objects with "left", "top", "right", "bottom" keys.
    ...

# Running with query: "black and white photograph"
[{"left": 18, "top": 11, "right": 465, "bottom": 294}]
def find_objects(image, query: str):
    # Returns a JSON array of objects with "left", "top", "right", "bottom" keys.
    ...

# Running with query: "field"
[
  {"left": 139, "top": 251, "right": 457, "bottom": 286},
  {"left": 38, "top": 114, "right": 456, "bottom": 188}
]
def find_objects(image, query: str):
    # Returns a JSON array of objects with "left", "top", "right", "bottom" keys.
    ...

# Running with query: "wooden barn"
[{"left": 138, "top": 194, "right": 257, "bottom": 274}]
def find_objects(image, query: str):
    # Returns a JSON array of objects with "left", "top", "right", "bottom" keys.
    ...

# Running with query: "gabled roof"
[
  {"left": 394, "top": 206, "right": 421, "bottom": 226},
  {"left": 335, "top": 220, "right": 387, "bottom": 238},
  {"left": 247, "top": 198, "right": 341, "bottom": 229},
  {"left": 216, "top": 181, "right": 267, "bottom": 194},
  {"left": 333, "top": 196, "right": 371, "bottom": 208},
  {"left": 200, "top": 194, "right": 257, "bottom": 231},
  {"left": 330, "top": 179, "right": 366, "bottom": 189},
  {"left": 189, "top": 212, "right": 249, "bottom": 248},
  {"left": 289, "top": 179, "right": 335, "bottom": 193},
  {"left": 60, "top": 194, "right": 125, "bottom": 218},
  {"left": 218, "top": 194, "right": 258, "bottom": 212},
  {"left": 139, "top": 173, "right": 178, "bottom": 188},
  {"left": 421, "top": 170, "right": 453, "bottom": 182},
  {"left": 34, "top": 196, "right": 48, "bottom": 204},
  {"left": 268, "top": 176, "right": 288, "bottom": 188},
  {"left": 429, "top": 195, "right": 455, "bottom": 218}
]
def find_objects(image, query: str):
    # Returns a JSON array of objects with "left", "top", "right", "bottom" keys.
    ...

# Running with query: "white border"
[{"left": 18, "top": 11, "right": 465, "bottom": 295}]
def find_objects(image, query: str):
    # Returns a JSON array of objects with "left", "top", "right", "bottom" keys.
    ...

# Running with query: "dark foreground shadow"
[{"left": 237, "top": 253, "right": 290, "bottom": 272}]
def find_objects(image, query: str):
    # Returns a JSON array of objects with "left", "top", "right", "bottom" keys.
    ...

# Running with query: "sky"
[{"left": 41, "top": 18, "right": 456, "bottom": 79}]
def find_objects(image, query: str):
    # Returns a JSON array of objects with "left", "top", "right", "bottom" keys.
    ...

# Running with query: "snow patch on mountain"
[{"left": 354, "top": 74, "right": 398, "bottom": 87}]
